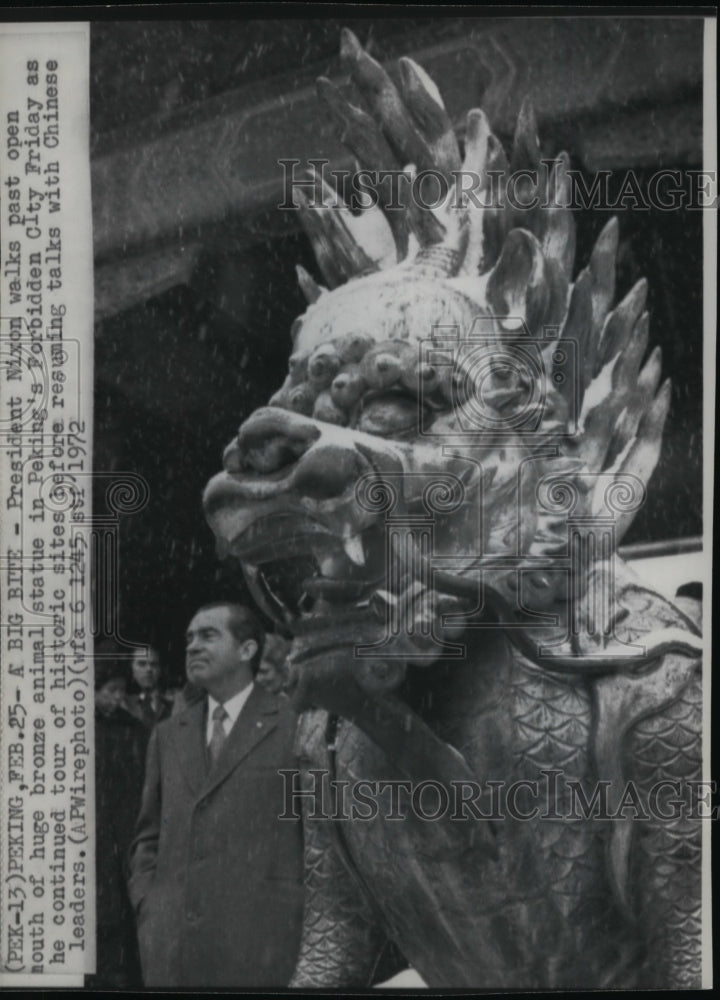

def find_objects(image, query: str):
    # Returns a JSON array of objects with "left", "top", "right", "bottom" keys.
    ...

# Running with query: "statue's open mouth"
[{"left": 232, "top": 513, "right": 387, "bottom": 630}]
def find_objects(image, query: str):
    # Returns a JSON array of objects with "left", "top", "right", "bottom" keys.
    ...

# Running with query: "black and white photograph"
[{"left": 0, "top": 8, "right": 715, "bottom": 991}]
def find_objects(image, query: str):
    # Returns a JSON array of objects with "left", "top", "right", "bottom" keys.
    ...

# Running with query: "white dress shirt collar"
[{"left": 206, "top": 682, "right": 254, "bottom": 744}]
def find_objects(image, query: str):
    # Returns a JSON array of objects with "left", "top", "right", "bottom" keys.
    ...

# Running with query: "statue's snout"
[{"left": 225, "top": 407, "right": 363, "bottom": 500}]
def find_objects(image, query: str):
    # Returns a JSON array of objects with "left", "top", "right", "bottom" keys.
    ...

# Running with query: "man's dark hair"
[{"left": 194, "top": 602, "right": 265, "bottom": 675}]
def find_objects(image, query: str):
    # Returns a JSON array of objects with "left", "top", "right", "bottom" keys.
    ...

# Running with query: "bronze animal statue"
[{"left": 204, "top": 30, "right": 704, "bottom": 988}]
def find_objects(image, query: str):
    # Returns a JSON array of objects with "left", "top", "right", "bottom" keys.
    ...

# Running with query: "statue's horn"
[
  {"left": 511, "top": 96, "right": 541, "bottom": 172},
  {"left": 398, "top": 56, "right": 461, "bottom": 177},
  {"left": 589, "top": 216, "right": 619, "bottom": 336},
  {"left": 294, "top": 170, "right": 377, "bottom": 288},
  {"left": 339, "top": 28, "right": 434, "bottom": 173},
  {"left": 486, "top": 228, "right": 549, "bottom": 334},
  {"left": 296, "top": 264, "right": 324, "bottom": 305}
]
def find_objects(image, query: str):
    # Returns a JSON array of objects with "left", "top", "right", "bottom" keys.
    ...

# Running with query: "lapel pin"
[{"left": 257, "top": 721, "right": 263, "bottom": 728}]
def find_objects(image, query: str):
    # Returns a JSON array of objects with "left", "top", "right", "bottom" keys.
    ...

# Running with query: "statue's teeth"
[{"left": 343, "top": 534, "right": 365, "bottom": 566}]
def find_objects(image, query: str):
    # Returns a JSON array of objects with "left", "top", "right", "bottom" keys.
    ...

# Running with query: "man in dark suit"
[
  {"left": 93, "top": 657, "right": 148, "bottom": 988},
  {"left": 124, "top": 645, "right": 174, "bottom": 729},
  {"left": 128, "top": 602, "right": 304, "bottom": 988}
]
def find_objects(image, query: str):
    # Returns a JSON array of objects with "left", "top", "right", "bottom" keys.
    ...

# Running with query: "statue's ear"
[{"left": 486, "top": 228, "right": 549, "bottom": 335}]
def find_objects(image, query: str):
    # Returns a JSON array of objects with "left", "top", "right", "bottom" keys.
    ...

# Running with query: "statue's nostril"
[
  {"left": 223, "top": 440, "right": 244, "bottom": 474},
  {"left": 292, "top": 444, "right": 360, "bottom": 499},
  {"left": 242, "top": 435, "right": 308, "bottom": 475},
  {"left": 235, "top": 406, "right": 322, "bottom": 476}
]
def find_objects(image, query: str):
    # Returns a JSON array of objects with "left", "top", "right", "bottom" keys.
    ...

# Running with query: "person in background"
[
  {"left": 125, "top": 645, "right": 174, "bottom": 729},
  {"left": 255, "top": 631, "right": 292, "bottom": 695},
  {"left": 91, "top": 655, "right": 149, "bottom": 989}
]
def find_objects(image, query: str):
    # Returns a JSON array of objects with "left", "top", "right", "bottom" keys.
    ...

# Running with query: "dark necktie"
[
  {"left": 207, "top": 704, "right": 228, "bottom": 766},
  {"left": 140, "top": 693, "right": 155, "bottom": 724}
]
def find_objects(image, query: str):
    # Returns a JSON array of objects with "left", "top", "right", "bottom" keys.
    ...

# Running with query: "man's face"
[
  {"left": 185, "top": 606, "right": 255, "bottom": 695},
  {"left": 95, "top": 678, "right": 126, "bottom": 715},
  {"left": 132, "top": 649, "right": 161, "bottom": 691}
]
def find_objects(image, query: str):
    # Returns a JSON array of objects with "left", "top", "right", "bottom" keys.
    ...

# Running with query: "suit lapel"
[
  {"left": 201, "top": 684, "right": 278, "bottom": 797},
  {"left": 173, "top": 699, "right": 207, "bottom": 798}
]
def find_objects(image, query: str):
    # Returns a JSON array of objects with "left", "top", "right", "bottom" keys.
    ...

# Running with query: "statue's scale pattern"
[{"left": 629, "top": 672, "right": 703, "bottom": 988}]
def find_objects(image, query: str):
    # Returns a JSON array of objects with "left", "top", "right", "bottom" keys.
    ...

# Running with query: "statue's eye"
[
  {"left": 288, "top": 354, "right": 308, "bottom": 383},
  {"left": 308, "top": 351, "right": 340, "bottom": 385}
]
